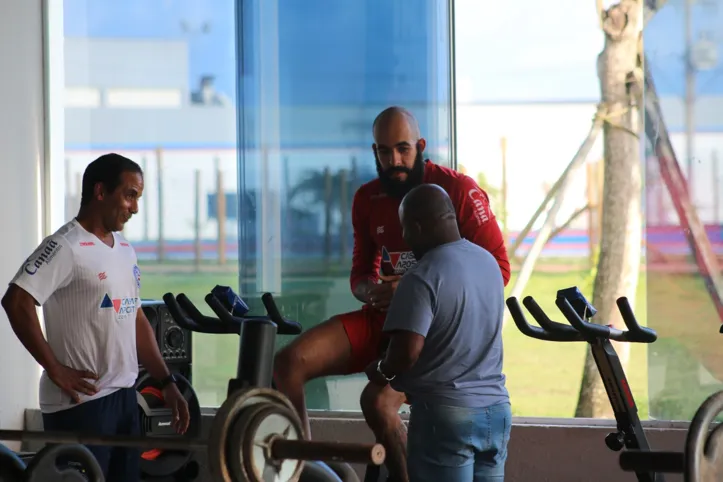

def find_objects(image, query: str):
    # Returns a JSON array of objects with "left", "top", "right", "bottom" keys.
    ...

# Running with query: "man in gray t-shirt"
[{"left": 365, "top": 183, "right": 511, "bottom": 482}]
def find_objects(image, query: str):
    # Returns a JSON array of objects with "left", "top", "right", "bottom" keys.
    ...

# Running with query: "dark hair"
[{"left": 80, "top": 153, "right": 143, "bottom": 206}]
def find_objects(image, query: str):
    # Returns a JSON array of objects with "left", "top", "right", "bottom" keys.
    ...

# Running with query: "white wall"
[{"left": 0, "top": 0, "right": 48, "bottom": 449}]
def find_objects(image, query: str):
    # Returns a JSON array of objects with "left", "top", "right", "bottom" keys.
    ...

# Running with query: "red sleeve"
[
  {"left": 452, "top": 175, "right": 511, "bottom": 286},
  {"left": 349, "top": 188, "right": 381, "bottom": 292}
]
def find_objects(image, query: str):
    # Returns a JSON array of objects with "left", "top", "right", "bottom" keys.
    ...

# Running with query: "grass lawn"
[{"left": 137, "top": 261, "right": 723, "bottom": 420}]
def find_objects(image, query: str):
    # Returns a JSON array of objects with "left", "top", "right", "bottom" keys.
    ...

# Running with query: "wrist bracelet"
[{"left": 376, "top": 359, "right": 395, "bottom": 381}]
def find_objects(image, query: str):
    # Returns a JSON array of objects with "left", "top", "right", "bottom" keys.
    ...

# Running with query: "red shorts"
[{"left": 338, "top": 306, "right": 389, "bottom": 374}]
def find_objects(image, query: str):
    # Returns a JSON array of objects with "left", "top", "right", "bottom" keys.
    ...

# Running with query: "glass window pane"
[
  {"left": 61, "top": 0, "right": 239, "bottom": 407},
  {"left": 645, "top": 0, "right": 723, "bottom": 421},
  {"left": 237, "top": 0, "right": 453, "bottom": 412},
  {"left": 455, "top": 0, "right": 650, "bottom": 419}
]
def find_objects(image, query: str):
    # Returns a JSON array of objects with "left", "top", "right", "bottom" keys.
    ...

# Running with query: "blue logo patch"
[{"left": 133, "top": 265, "right": 141, "bottom": 289}]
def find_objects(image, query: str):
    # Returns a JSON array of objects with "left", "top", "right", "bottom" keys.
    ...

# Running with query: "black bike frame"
[{"left": 589, "top": 338, "right": 661, "bottom": 482}]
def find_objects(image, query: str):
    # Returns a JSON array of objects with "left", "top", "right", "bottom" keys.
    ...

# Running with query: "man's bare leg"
[
  {"left": 274, "top": 316, "right": 352, "bottom": 438},
  {"left": 360, "top": 383, "right": 408, "bottom": 482}
]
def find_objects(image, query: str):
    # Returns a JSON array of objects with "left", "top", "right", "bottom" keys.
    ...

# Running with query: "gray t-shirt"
[{"left": 383, "top": 238, "right": 509, "bottom": 408}]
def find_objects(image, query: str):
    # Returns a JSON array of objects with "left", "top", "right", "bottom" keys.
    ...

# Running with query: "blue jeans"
[{"left": 407, "top": 401, "right": 512, "bottom": 482}]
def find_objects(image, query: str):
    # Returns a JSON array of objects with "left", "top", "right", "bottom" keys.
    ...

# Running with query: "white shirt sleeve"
[{"left": 10, "top": 234, "right": 74, "bottom": 305}]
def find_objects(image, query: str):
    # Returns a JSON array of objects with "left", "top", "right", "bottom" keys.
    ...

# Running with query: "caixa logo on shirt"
[
  {"left": 381, "top": 246, "right": 417, "bottom": 275},
  {"left": 24, "top": 240, "right": 62, "bottom": 275},
  {"left": 100, "top": 293, "right": 138, "bottom": 321}
]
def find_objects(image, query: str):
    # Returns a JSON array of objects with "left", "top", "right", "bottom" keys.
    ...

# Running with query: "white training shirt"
[{"left": 10, "top": 219, "right": 141, "bottom": 413}]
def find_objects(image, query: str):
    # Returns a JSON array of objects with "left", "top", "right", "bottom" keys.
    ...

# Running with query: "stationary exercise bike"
[
  {"left": 163, "top": 285, "right": 360, "bottom": 482},
  {"left": 506, "top": 286, "right": 664, "bottom": 482}
]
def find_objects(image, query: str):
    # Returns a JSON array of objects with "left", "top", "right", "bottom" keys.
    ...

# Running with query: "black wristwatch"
[{"left": 158, "top": 373, "right": 178, "bottom": 389}]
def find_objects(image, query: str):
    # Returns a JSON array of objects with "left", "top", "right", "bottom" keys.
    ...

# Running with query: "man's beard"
[{"left": 376, "top": 148, "right": 426, "bottom": 199}]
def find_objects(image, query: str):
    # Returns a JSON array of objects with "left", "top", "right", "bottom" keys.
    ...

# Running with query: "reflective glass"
[
  {"left": 61, "top": 0, "right": 240, "bottom": 406},
  {"left": 237, "top": 0, "right": 453, "bottom": 411},
  {"left": 644, "top": 0, "right": 723, "bottom": 421},
  {"left": 454, "top": 0, "right": 648, "bottom": 418},
  {"left": 60, "top": 0, "right": 453, "bottom": 411}
]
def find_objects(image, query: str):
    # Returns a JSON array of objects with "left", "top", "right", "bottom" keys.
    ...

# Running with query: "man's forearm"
[
  {"left": 380, "top": 354, "right": 415, "bottom": 379},
  {"left": 380, "top": 346, "right": 417, "bottom": 378},
  {"left": 3, "top": 303, "right": 60, "bottom": 372},
  {"left": 136, "top": 318, "right": 170, "bottom": 380},
  {"left": 380, "top": 332, "right": 424, "bottom": 378}
]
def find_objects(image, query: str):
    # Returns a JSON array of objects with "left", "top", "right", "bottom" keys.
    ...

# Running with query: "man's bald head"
[
  {"left": 372, "top": 106, "right": 421, "bottom": 141},
  {"left": 401, "top": 184, "right": 456, "bottom": 224},
  {"left": 372, "top": 106, "right": 428, "bottom": 199},
  {"left": 399, "top": 184, "right": 461, "bottom": 259}
]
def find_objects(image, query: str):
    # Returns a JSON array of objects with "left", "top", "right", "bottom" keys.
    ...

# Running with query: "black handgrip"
[
  {"left": 557, "top": 296, "right": 657, "bottom": 344},
  {"left": 204, "top": 293, "right": 291, "bottom": 328},
  {"left": 506, "top": 297, "right": 548, "bottom": 340},
  {"left": 522, "top": 297, "right": 582, "bottom": 337},
  {"left": 163, "top": 293, "right": 226, "bottom": 334},
  {"left": 177, "top": 293, "right": 223, "bottom": 327},
  {"left": 556, "top": 297, "right": 613, "bottom": 340},
  {"left": 506, "top": 297, "right": 580, "bottom": 342},
  {"left": 616, "top": 297, "right": 657, "bottom": 343},
  {"left": 261, "top": 293, "right": 302, "bottom": 335},
  {"left": 177, "top": 293, "right": 237, "bottom": 334},
  {"left": 204, "top": 294, "right": 244, "bottom": 329}
]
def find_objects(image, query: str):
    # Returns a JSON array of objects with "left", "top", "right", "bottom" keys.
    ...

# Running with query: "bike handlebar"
[
  {"left": 163, "top": 291, "right": 302, "bottom": 336},
  {"left": 506, "top": 297, "right": 583, "bottom": 342},
  {"left": 555, "top": 297, "right": 657, "bottom": 343},
  {"left": 615, "top": 297, "right": 657, "bottom": 342},
  {"left": 506, "top": 289, "right": 657, "bottom": 344},
  {"left": 204, "top": 292, "right": 302, "bottom": 335},
  {"left": 163, "top": 293, "right": 230, "bottom": 334}
]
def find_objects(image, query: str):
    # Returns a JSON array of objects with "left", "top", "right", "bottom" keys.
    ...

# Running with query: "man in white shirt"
[{"left": 2, "top": 153, "right": 190, "bottom": 482}]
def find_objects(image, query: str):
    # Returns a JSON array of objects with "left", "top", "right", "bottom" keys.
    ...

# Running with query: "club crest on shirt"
[
  {"left": 100, "top": 293, "right": 138, "bottom": 322},
  {"left": 133, "top": 264, "right": 141, "bottom": 289},
  {"left": 381, "top": 246, "right": 417, "bottom": 275}
]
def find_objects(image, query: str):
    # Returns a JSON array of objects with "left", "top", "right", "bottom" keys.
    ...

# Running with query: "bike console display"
[{"left": 141, "top": 300, "right": 192, "bottom": 366}]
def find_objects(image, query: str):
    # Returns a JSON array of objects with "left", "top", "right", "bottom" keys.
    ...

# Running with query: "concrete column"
[{"left": 0, "top": 0, "right": 51, "bottom": 447}]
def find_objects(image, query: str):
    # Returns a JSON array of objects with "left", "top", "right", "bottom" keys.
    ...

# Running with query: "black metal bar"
[
  {"left": 591, "top": 340, "right": 662, "bottom": 482},
  {"left": 272, "top": 440, "right": 385, "bottom": 465},
  {"left": 235, "top": 320, "right": 277, "bottom": 390},
  {"left": 0, "top": 429, "right": 385, "bottom": 465},
  {"left": 620, "top": 452, "right": 685, "bottom": 474},
  {"left": 0, "top": 429, "right": 206, "bottom": 451}
]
